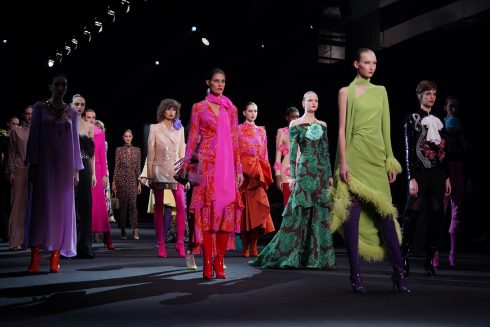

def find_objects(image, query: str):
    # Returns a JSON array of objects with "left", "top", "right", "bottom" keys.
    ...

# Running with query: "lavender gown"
[{"left": 24, "top": 101, "right": 83, "bottom": 257}]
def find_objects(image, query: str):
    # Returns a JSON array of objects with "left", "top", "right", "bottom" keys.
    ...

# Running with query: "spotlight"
[
  {"left": 71, "top": 37, "right": 78, "bottom": 49},
  {"left": 155, "top": 60, "right": 160, "bottom": 66},
  {"left": 310, "top": 25, "right": 314, "bottom": 30},
  {"left": 107, "top": 8, "right": 116, "bottom": 22},
  {"left": 94, "top": 19, "right": 103, "bottom": 33},
  {"left": 48, "top": 59, "right": 54, "bottom": 67},
  {"left": 201, "top": 37, "right": 209, "bottom": 46},
  {"left": 191, "top": 26, "right": 197, "bottom": 32},
  {"left": 83, "top": 27, "right": 92, "bottom": 42},
  {"left": 2, "top": 39, "right": 7, "bottom": 44},
  {"left": 55, "top": 50, "right": 63, "bottom": 62},
  {"left": 261, "top": 43, "right": 265, "bottom": 48},
  {"left": 121, "top": 0, "right": 130, "bottom": 13},
  {"left": 64, "top": 44, "right": 71, "bottom": 55}
]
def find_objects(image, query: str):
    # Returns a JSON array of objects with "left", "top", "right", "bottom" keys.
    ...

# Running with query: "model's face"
[
  {"left": 164, "top": 107, "right": 177, "bottom": 121},
  {"left": 7, "top": 117, "right": 19, "bottom": 129},
  {"left": 84, "top": 112, "right": 96, "bottom": 124},
  {"left": 50, "top": 76, "right": 67, "bottom": 99},
  {"left": 243, "top": 104, "right": 258, "bottom": 122},
  {"left": 355, "top": 51, "right": 377, "bottom": 79},
  {"left": 24, "top": 107, "right": 33, "bottom": 123},
  {"left": 71, "top": 96, "right": 86, "bottom": 116},
  {"left": 123, "top": 131, "right": 133, "bottom": 144},
  {"left": 207, "top": 73, "right": 225, "bottom": 96},
  {"left": 286, "top": 111, "right": 299, "bottom": 124},
  {"left": 420, "top": 89, "right": 437, "bottom": 108},
  {"left": 303, "top": 92, "right": 319, "bottom": 113},
  {"left": 445, "top": 98, "right": 460, "bottom": 116}
]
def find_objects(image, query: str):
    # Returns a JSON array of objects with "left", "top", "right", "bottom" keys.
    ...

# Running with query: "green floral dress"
[{"left": 250, "top": 123, "right": 336, "bottom": 269}]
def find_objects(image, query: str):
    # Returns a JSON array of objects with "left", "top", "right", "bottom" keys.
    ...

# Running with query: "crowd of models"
[{"left": 0, "top": 48, "right": 472, "bottom": 294}]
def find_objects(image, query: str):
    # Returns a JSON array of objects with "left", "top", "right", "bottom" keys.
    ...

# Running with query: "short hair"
[
  {"left": 156, "top": 99, "right": 181, "bottom": 123},
  {"left": 207, "top": 68, "right": 225, "bottom": 81},
  {"left": 95, "top": 119, "right": 105, "bottom": 131},
  {"left": 243, "top": 101, "right": 257, "bottom": 111},
  {"left": 416, "top": 80, "right": 438, "bottom": 102},
  {"left": 122, "top": 128, "right": 133, "bottom": 136},
  {"left": 354, "top": 48, "right": 374, "bottom": 62},
  {"left": 83, "top": 108, "right": 95, "bottom": 118},
  {"left": 285, "top": 106, "right": 299, "bottom": 116},
  {"left": 71, "top": 93, "right": 85, "bottom": 102}
]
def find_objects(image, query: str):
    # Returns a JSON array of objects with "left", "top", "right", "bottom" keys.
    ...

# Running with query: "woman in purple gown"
[{"left": 24, "top": 73, "right": 83, "bottom": 273}]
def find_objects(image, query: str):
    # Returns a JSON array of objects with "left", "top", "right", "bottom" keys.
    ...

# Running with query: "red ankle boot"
[
  {"left": 202, "top": 231, "right": 213, "bottom": 279},
  {"left": 50, "top": 250, "right": 61, "bottom": 273},
  {"left": 215, "top": 231, "right": 229, "bottom": 279},
  {"left": 103, "top": 232, "right": 116, "bottom": 250},
  {"left": 214, "top": 256, "right": 226, "bottom": 279},
  {"left": 27, "top": 246, "right": 41, "bottom": 273}
]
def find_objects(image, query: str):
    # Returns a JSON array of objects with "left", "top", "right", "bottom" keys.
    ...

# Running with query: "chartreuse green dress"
[
  {"left": 330, "top": 77, "right": 403, "bottom": 262},
  {"left": 250, "top": 122, "right": 336, "bottom": 269}
]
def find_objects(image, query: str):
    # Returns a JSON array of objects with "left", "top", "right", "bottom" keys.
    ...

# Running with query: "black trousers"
[{"left": 75, "top": 159, "right": 94, "bottom": 257}]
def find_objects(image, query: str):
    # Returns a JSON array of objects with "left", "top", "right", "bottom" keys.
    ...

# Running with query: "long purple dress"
[{"left": 24, "top": 101, "right": 83, "bottom": 257}]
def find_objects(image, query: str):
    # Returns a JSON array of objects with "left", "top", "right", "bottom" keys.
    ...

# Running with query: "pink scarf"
[{"left": 206, "top": 93, "right": 233, "bottom": 111}]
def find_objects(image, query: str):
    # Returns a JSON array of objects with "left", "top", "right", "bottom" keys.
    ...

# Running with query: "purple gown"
[{"left": 24, "top": 101, "right": 83, "bottom": 257}]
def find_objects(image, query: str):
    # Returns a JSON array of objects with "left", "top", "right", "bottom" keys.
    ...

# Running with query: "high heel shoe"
[
  {"left": 175, "top": 242, "right": 186, "bottom": 258},
  {"left": 350, "top": 274, "right": 367, "bottom": 294},
  {"left": 27, "top": 246, "right": 41, "bottom": 273},
  {"left": 158, "top": 243, "right": 167, "bottom": 258},
  {"left": 186, "top": 251, "right": 197, "bottom": 270},
  {"left": 432, "top": 251, "right": 440, "bottom": 269},
  {"left": 448, "top": 252, "right": 457, "bottom": 268},
  {"left": 50, "top": 250, "right": 61, "bottom": 273},
  {"left": 103, "top": 232, "right": 116, "bottom": 250},
  {"left": 391, "top": 271, "right": 412, "bottom": 293},
  {"left": 133, "top": 229, "right": 140, "bottom": 240},
  {"left": 403, "top": 256, "right": 410, "bottom": 277},
  {"left": 213, "top": 256, "right": 226, "bottom": 279},
  {"left": 424, "top": 257, "right": 436, "bottom": 276}
]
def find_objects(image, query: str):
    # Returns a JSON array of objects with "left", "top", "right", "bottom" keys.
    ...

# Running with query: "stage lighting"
[
  {"left": 155, "top": 60, "right": 160, "bottom": 66},
  {"left": 121, "top": 0, "right": 130, "bottom": 13},
  {"left": 48, "top": 59, "right": 54, "bottom": 67},
  {"left": 201, "top": 37, "right": 209, "bottom": 46},
  {"left": 108, "top": 8, "right": 116, "bottom": 22},
  {"left": 55, "top": 50, "right": 63, "bottom": 62},
  {"left": 64, "top": 44, "right": 71, "bottom": 55},
  {"left": 191, "top": 26, "right": 197, "bottom": 32},
  {"left": 95, "top": 19, "right": 103, "bottom": 33},
  {"left": 71, "top": 37, "right": 78, "bottom": 49},
  {"left": 83, "top": 27, "right": 92, "bottom": 42}
]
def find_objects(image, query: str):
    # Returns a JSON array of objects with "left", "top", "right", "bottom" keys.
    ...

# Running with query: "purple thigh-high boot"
[
  {"left": 378, "top": 217, "right": 412, "bottom": 293},
  {"left": 343, "top": 196, "right": 366, "bottom": 294}
]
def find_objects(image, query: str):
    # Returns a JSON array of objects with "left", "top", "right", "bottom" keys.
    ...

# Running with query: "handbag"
[
  {"left": 111, "top": 191, "right": 120, "bottom": 210},
  {"left": 174, "top": 140, "right": 202, "bottom": 185}
]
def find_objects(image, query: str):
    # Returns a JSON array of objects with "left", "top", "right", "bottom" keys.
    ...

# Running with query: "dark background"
[{"left": 1, "top": 0, "right": 489, "bottom": 250}]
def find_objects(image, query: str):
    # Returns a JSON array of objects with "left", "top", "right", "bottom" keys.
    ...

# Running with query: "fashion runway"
[{"left": 1, "top": 225, "right": 489, "bottom": 327}]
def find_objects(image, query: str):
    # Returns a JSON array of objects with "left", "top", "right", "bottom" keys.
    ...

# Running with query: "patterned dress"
[
  {"left": 185, "top": 98, "right": 243, "bottom": 252},
  {"left": 238, "top": 123, "right": 274, "bottom": 235},
  {"left": 250, "top": 123, "right": 336, "bottom": 269},
  {"left": 113, "top": 144, "right": 141, "bottom": 229}
]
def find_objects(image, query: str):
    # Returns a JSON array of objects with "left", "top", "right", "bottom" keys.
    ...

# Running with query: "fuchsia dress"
[{"left": 91, "top": 126, "right": 110, "bottom": 232}]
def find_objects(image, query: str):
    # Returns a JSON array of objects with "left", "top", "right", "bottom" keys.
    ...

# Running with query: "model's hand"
[
  {"left": 388, "top": 170, "right": 397, "bottom": 183},
  {"left": 137, "top": 182, "right": 142, "bottom": 194},
  {"left": 340, "top": 161, "right": 349, "bottom": 183},
  {"left": 408, "top": 179, "right": 418, "bottom": 197},
  {"left": 288, "top": 178, "right": 296, "bottom": 191},
  {"left": 91, "top": 174, "right": 97, "bottom": 187},
  {"left": 184, "top": 182, "right": 191, "bottom": 191},
  {"left": 236, "top": 173, "right": 244, "bottom": 188},
  {"left": 74, "top": 171, "right": 79, "bottom": 187},
  {"left": 276, "top": 177, "right": 283, "bottom": 191},
  {"left": 102, "top": 175, "right": 108, "bottom": 188},
  {"left": 328, "top": 177, "right": 334, "bottom": 186},
  {"left": 445, "top": 178, "right": 452, "bottom": 196}
]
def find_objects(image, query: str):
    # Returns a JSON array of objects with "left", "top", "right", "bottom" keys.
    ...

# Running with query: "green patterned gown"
[{"left": 250, "top": 123, "right": 336, "bottom": 269}]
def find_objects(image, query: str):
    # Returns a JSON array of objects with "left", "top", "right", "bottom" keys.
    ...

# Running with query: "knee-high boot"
[
  {"left": 379, "top": 218, "right": 411, "bottom": 293},
  {"left": 343, "top": 197, "right": 366, "bottom": 294},
  {"left": 174, "top": 186, "right": 186, "bottom": 258},
  {"left": 27, "top": 246, "right": 41, "bottom": 273},
  {"left": 202, "top": 231, "right": 213, "bottom": 279},
  {"left": 154, "top": 195, "right": 166, "bottom": 258},
  {"left": 214, "top": 231, "right": 228, "bottom": 279},
  {"left": 449, "top": 233, "right": 456, "bottom": 267}
]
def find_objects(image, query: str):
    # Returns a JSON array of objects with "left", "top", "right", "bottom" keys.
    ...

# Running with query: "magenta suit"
[{"left": 91, "top": 126, "right": 110, "bottom": 232}]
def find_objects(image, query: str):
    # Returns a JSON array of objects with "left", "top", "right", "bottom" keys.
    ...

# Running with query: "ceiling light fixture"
[
  {"left": 107, "top": 8, "right": 116, "bottom": 22},
  {"left": 94, "top": 19, "right": 103, "bottom": 33},
  {"left": 121, "top": 0, "right": 130, "bottom": 13}
]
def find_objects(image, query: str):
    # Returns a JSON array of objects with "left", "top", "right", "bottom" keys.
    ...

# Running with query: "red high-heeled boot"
[
  {"left": 27, "top": 246, "right": 41, "bottom": 273},
  {"left": 202, "top": 231, "right": 213, "bottom": 279},
  {"left": 50, "top": 250, "right": 60, "bottom": 273},
  {"left": 241, "top": 234, "right": 250, "bottom": 257},
  {"left": 250, "top": 234, "right": 259, "bottom": 257},
  {"left": 103, "top": 232, "right": 116, "bottom": 250},
  {"left": 214, "top": 231, "right": 228, "bottom": 279}
]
